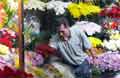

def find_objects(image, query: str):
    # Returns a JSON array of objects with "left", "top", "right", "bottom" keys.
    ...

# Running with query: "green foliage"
[{"left": 92, "top": 66, "right": 101, "bottom": 78}]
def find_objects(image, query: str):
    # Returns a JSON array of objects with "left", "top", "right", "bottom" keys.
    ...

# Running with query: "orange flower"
[{"left": 0, "top": 2, "right": 4, "bottom": 10}]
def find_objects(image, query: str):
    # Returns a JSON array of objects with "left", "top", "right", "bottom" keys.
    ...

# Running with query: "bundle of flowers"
[
  {"left": 74, "top": 21, "right": 102, "bottom": 35},
  {"left": 46, "top": 1, "right": 71, "bottom": 15},
  {"left": 110, "top": 30, "right": 120, "bottom": 40},
  {"left": 43, "top": 64, "right": 64, "bottom": 78},
  {"left": 0, "top": 28, "right": 17, "bottom": 48},
  {"left": 0, "top": 0, "right": 17, "bottom": 30},
  {"left": 0, "top": 44, "right": 19, "bottom": 69},
  {"left": 87, "top": 51, "right": 120, "bottom": 72},
  {"left": 102, "top": 21, "right": 119, "bottom": 29},
  {"left": 67, "top": 2, "right": 101, "bottom": 18},
  {"left": 25, "top": 51, "right": 44, "bottom": 67},
  {"left": 0, "top": 2, "right": 7, "bottom": 29},
  {"left": 7, "top": 0, "right": 18, "bottom": 11},
  {"left": 88, "top": 37, "right": 103, "bottom": 47},
  {"left": 26, "top": 66, "right": 48, "bottom": 78},
  {"left": 35, "top": 44, "right": 56, "bottom": 57},
  {"left": 26, "top": 64, "right": 64, "bottom": 78},
  {"left": 100, "top": 6, "right": 120, "bottom": 18},
  {"left": 24, "top": 0, "right": 46, "bottom": 11},
  {"left": 51, "top": 62, "right": 75, "bottom": 78},
  {"left": 102, "top": 39, "right": 120, "bottom": 51},
  {"left": 0, "top": 66, "right": 33, "bottom": 78}
]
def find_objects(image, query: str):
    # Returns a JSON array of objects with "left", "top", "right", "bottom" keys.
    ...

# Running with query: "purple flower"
[
  {"left": 31, "top": 53, "right": 44, "bottom": 66},
  {"left": 87, "top": 51, "right": 120, "bottom": 71}
]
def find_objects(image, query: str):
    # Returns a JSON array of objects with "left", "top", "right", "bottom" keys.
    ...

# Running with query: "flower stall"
[{"left": 22, "top": 0, "right": 120, "bottom": 78}]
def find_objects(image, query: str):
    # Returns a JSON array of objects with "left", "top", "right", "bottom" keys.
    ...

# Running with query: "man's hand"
[{"left": 87, "top": 48, "right": 99, "bottom": 65}]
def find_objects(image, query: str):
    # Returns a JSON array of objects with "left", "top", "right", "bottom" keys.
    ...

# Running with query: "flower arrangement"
[
  {"left": 0, "top": 66, "right": 33, "bottom": 78},
  {"left": 46, "top": 1, "right": 71, "bottom": 15},
  {"left": 25, "top": 52, "right": 44, "bottom": 67},
  {"left": 88, "top": 37, "right": 103, "bottom": 47},
  {"left": 0, "top": 43, "right": 13, "bottom": 67},
  {"left": 7, "top": 0, "right": 18, "bottom": 11},
  {"left": 100, "top": 6, "right": 120, "bottom": 18},
  {"left": 26, "top": 66, "right": 48, "bottom": 78},
  {"left": 109, "top": 30, "right": 120, "bottom": 40},
  {"left": 0, "top": 2, "right": 7, "bottom": 29},
  {"left": 0, "top": 28, "right": 17, "bottom": 48},
  {"left": 74, "top": 21, "right": 102, "bottom": 35},
  {"left": 0, "top": 0, "right": 18, "bottom": 30},
  {"left": 67, "top": 2, "right": 101, "bottom": 18},
  {"left": 102, "top": 21, "right": 119, "bottom": 29},
  {"left": 87, "top": 51, "right": 120, "bottom": 72},
  {"left": 24, "top": 0, "right": 46, "bottom": 11},
  {"left": 102, "top": 39, "right": 120, "bottom": 51},
  {"left": 35, "top": 44, "right": 56, "bottom": 58}
]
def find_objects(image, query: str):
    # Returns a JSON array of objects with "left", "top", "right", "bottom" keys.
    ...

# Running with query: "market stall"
[{"left": 0, "top": 0, "right": 120, "bottom": 78}]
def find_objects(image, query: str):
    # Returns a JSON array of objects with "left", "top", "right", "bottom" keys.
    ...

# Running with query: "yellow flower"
[
  {"left": 32, "top": 66, "right": 47, "bottom": 77},
  {"left": 14, "top": 54, "right": 19, "bottom": 68},
  {"left": 9, "top": 24, "right": 19, "bottom": 32},
  {"left": 0, "top": 44, "right": 9, "bottom": 55},
  {"left": 89, "top": 37, "right": 102, "bottom": 47},
  {"left": 67, "top": 3, "right": 81, "bottom": 18},
  {"left": 78, "top": 2, "right": 90, "bottom": 16},
  {"left": 110, "top": 33, "right": 120, "bottom": 40},
  {"left": 67, "top": 2, "right": 101, "bottom": 18},
  {"left": 0, "top": 9, "right": 7, "bottom": 29},
  {"left": 24, "top": 0, "right": 29, "bottom": 5}
]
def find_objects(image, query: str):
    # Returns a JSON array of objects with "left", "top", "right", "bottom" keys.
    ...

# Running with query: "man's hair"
[{"left": 56, "top": 17, "right": 70, "bottom": 28}]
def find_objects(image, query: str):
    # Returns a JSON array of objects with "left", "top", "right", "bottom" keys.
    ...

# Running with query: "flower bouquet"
[
  {"left": 67, "top": 2, "right": 101, "bottom": 18},
  {"left": 102, "top": 39, "right": 120, "bottom": 51},
  {"left": 0, "top": 28, "right": 17, "bottom": 48},
  {"left": 87, "top": 51, "right": 120, "bottom": 72},
  {"left": 100, "top": 6, "right": 120, "bottom": 18},
  {"left": 0, "top": 66, "right": 33, "bottom": 78},
  {"left": 74, "top": 21, "right": 102, "bottom": 35},
  {"left": 0, "top": 1, "right": 7, "bottom": 29},
  {"left": 88, "top": 37, "right": 103, "bottom": 47},
  {"left": 87, "top": 51, "right": 120, "bottom": 77},
  {"left": 46, "top": 1, "right": 71, "bottom": 16}
]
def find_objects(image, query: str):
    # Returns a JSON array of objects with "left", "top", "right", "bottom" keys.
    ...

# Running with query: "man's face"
[{"left": 58, "top": 24, "right": 70, "bottom": 37}]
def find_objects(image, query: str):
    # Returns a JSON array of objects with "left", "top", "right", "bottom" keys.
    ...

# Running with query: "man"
[{"left": 49, "top": 17, "right": 97, "bottom": 78}]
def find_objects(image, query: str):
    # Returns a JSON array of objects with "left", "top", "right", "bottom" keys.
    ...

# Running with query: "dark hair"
[{"left": 56, "top": 17, "right": 70, "bottom": 28}]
